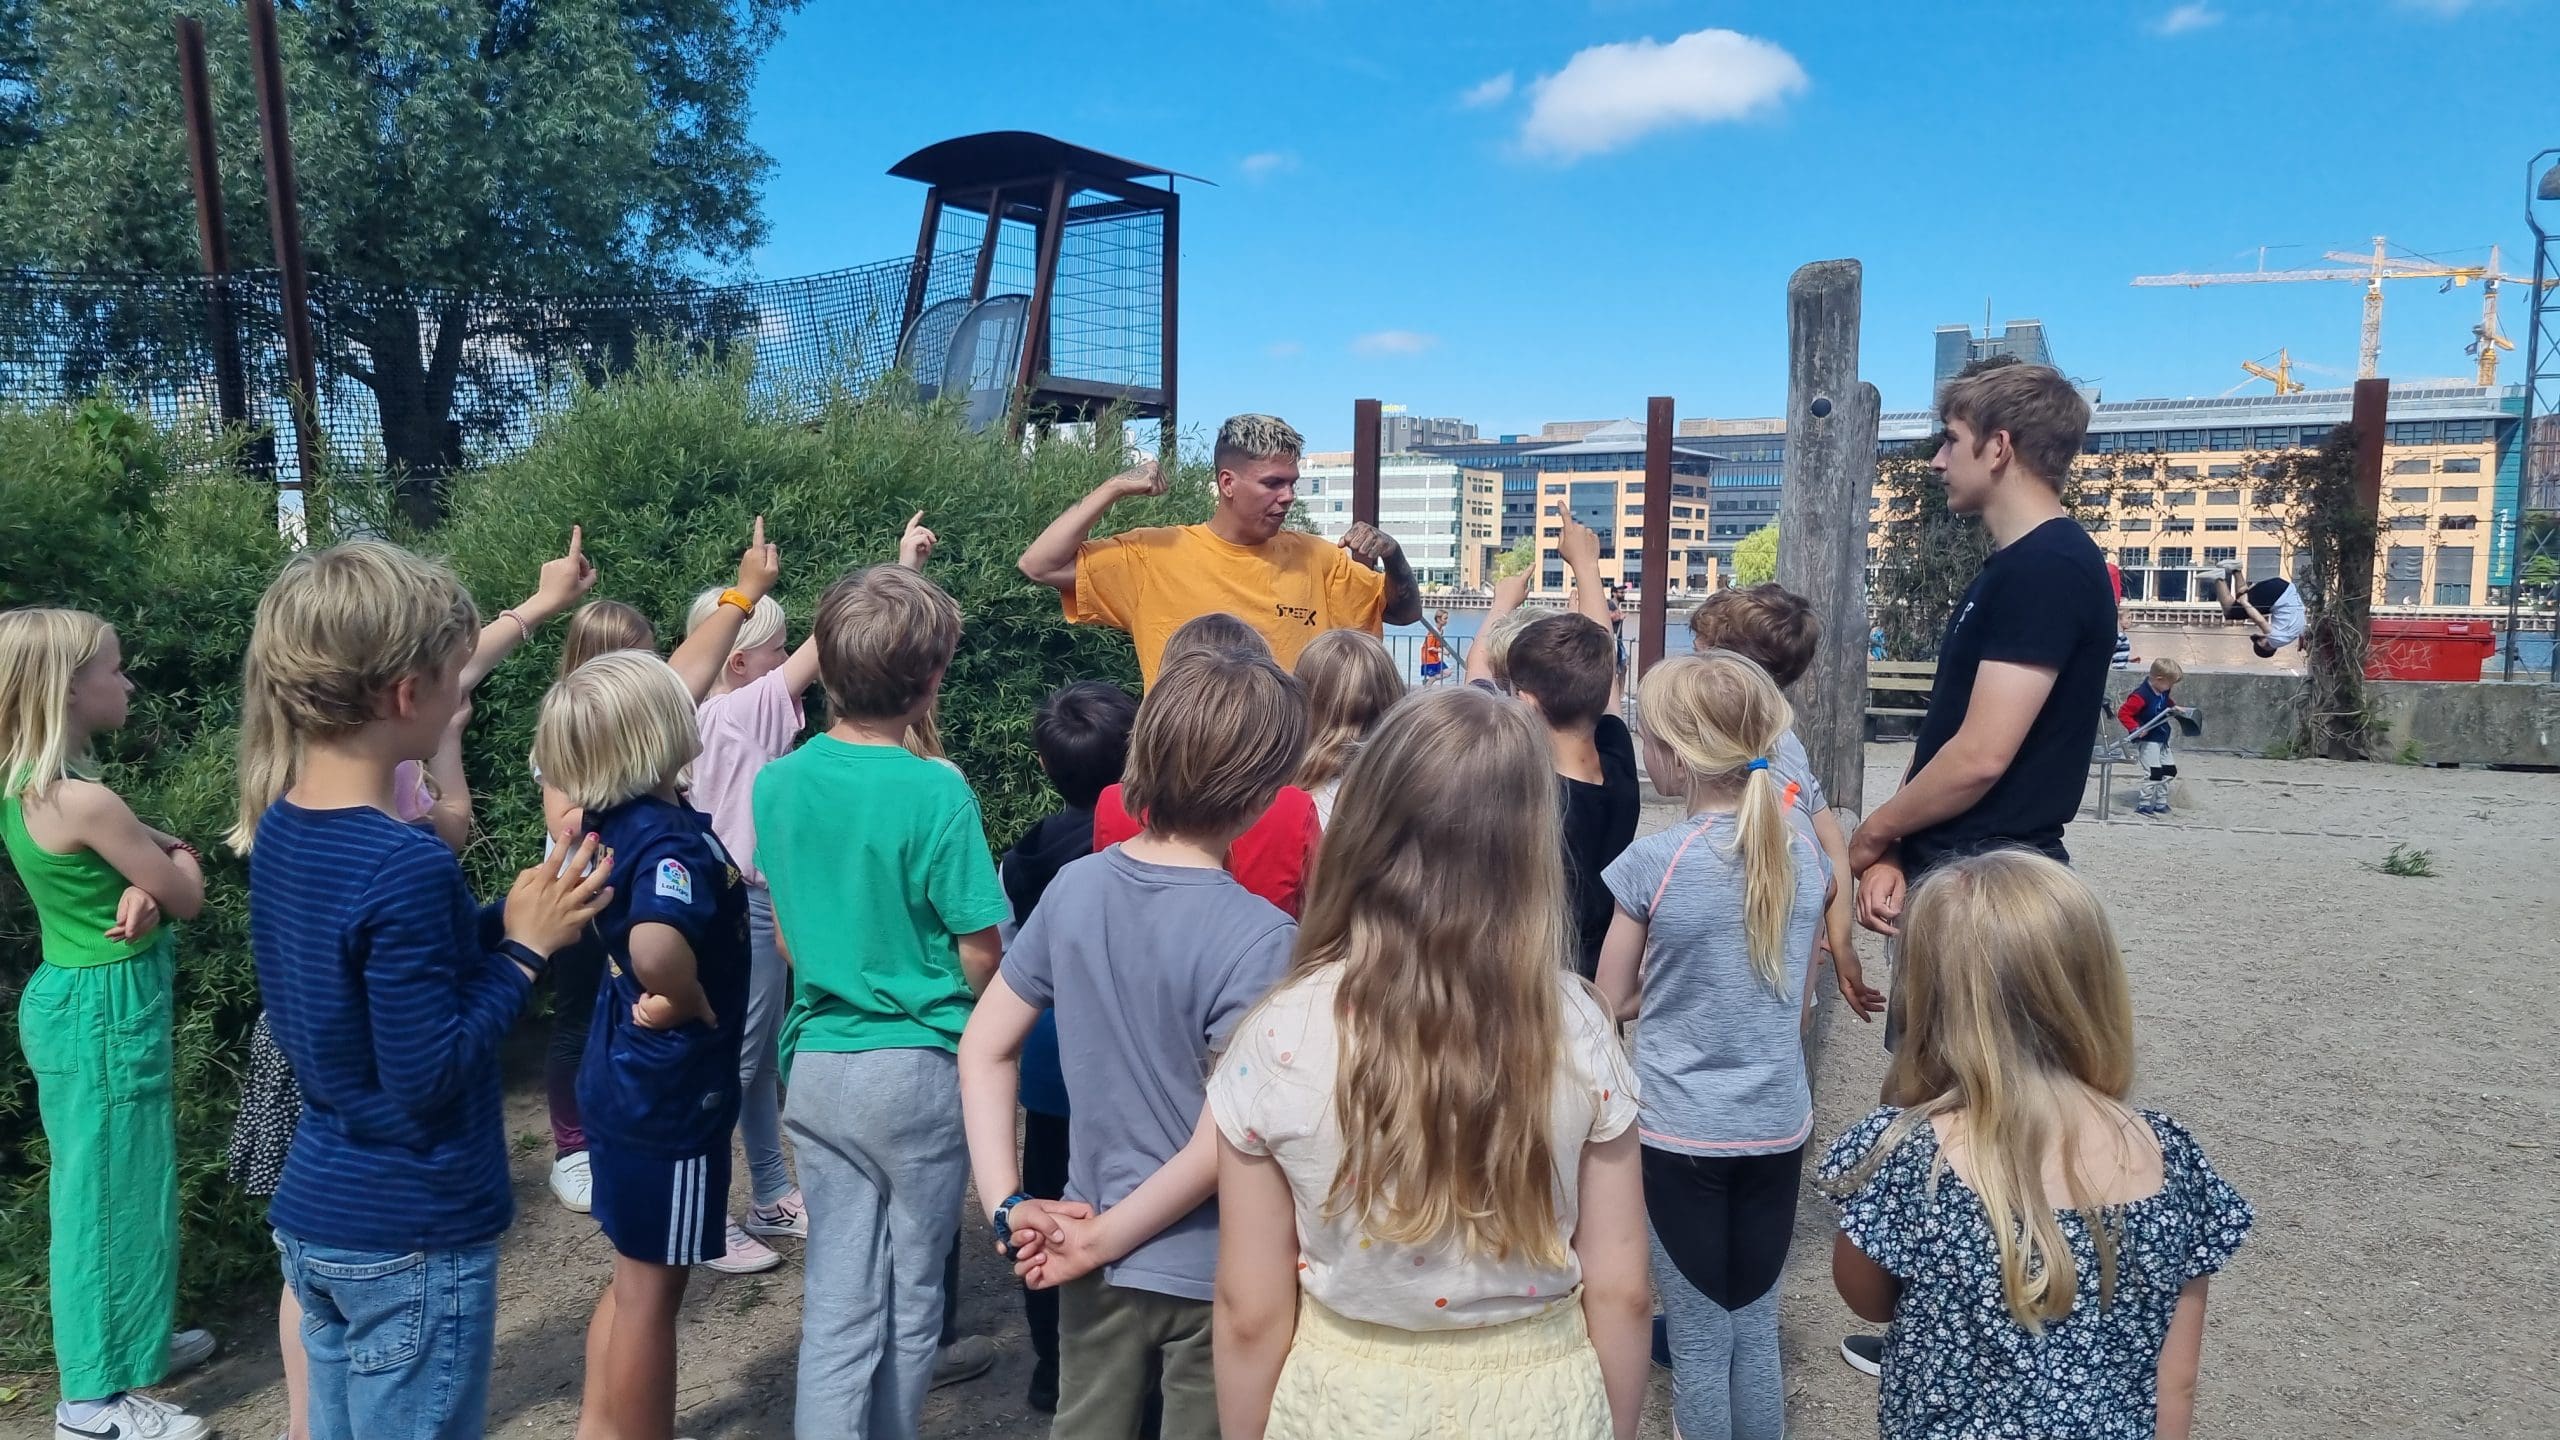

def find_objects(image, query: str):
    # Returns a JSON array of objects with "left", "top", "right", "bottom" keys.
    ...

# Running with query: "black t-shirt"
[
  {"left": 1562, "top": 712, "right": 1642, "bottom": 977},
  {"left": 1904, "top": 517, "right": 2116, "bottom": 873},
  {"left": 2244, "top": 576, "right": 2290, "bottom": 611}
]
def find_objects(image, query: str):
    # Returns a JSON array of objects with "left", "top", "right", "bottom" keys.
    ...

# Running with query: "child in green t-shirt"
[{"left": 752, "top": 562, "right": 1009, "bottom": 1438}]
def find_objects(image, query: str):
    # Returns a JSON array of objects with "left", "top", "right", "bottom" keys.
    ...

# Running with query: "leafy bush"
[{"left": 2, "top": 365, "right": 1208, "bottom": 1374}]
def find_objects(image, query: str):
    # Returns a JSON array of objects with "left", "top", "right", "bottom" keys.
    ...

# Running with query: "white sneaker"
[
  {"left": 742, "top": 1190, "right": 808, "bottom": 1240},
  {"left": 55, "top": 1392, "right": 208, "bottom": 1440},
  {"left": 550, "top": 1151, "right": 592, "bottom": 1214},
  {"left": 706, "top": 1220, "right": 782, "bottom": 1274},
  {"left": 163, "top": 1328, "right": 215, "bottom": 1375}
]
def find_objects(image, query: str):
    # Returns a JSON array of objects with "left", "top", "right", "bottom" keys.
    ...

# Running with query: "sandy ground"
[{"left": 73, "top": 747, "right": 2560, "bottom": 1439}]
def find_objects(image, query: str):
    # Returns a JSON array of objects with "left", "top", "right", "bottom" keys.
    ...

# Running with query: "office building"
[
  {"left": 1377, "top": 410, "right": 1478, "bottom": 454},
  {"left": 1298, "top": 452, "right": 1497, "bottom": 590},
  {"left": 1934, "top": 319, "right": 2056, "bottom": 387}
]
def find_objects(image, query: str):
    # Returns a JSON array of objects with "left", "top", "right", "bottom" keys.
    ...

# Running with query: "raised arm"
[
  {"left": 1339, "top": 522, "right": 1423, "bottom": 627},
  {"left": 770, "top": 509, "right": 938, "bottom": 698},
  {"left": 668, "top": 516, "right": 782, "bottom": 701},
  {"left": 461, "top": 526, "right": 598, "bottom": 690},
  {"left": 1465, "top": 569, "right": 1532, "bottom": 685},
  {"left": 1019, "top": 460, "right": 1163, "bottom": 591},
  {"left": 1555, "top": 503, "right": 1610, "bottom": 629}
]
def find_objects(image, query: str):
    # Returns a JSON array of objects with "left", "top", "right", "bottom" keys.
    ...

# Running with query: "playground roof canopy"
[{"left": 887, "top": 131, "right": 1207, "bottom": 190}]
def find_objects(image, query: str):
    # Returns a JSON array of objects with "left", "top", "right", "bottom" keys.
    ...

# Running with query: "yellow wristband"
[{"left": 718, "top": 588, "right": 755, "bottom": 616}]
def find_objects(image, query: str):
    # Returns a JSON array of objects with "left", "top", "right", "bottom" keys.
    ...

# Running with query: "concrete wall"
[{"left": 2115, "top": 667, "right": 2560, "bottom": 766}]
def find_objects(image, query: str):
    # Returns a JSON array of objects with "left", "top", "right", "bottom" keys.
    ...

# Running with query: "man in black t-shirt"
[{"left": 1835, "top": 360, "right": 2117, "bottom": 1377}]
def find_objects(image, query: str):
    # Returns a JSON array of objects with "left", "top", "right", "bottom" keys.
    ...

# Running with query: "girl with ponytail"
[{"left": 1592, "top": 649, "right": 1830, "bottom": 1440}]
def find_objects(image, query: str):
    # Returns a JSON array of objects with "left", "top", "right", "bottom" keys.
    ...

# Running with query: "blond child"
[
  {"left": 960, "top": 646, "right": 1308, "bottom": 1439},
  {"left": 1820, "top": 852, "right": 2252, "bottom": 1439},
  {"left": 1290, "top": 628, "right": 1401, "bottom": 827},
  {"left": 236, "top": 541, "right": 611, "bottom": 1440},
  {"left": 3, "top": 608, "right": 213, "bottom": 1440},
  {"left": 752, "top": 564, "right": 1010, "bottom": 1439},
  {"left": 1594, "top": 652, "right": 1833, "bottom": 1440},
  {"left": 2116, "top": 658, "right": 2193, "bottom": 817},
  {"left": 1207, "top": 686, "right": 1650, "bottom": 1440},
  {"left": 533, "top": 652, "right": 753, "bottom": 1440}
]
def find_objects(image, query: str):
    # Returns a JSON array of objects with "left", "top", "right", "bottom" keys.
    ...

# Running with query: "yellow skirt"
[{"left": 1265, "top": 1292, "right": 1614, "bottom": 1440}]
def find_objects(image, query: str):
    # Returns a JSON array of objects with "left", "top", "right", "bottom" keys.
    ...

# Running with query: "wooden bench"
[{"left": 1864, "top": 660, "right": 1936, "bottom": 737}]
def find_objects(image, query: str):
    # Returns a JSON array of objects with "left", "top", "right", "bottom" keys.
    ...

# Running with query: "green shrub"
[{"left": 2, "top": 364, "right": 1207, "bottom": 1375}]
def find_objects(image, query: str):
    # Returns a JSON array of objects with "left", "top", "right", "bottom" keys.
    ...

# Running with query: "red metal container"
[{"left": 2364, "top": 618, "right": 2495, "bottom": 682}]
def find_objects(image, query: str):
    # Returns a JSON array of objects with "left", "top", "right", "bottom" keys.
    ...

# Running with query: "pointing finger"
[{"left": 752, "top": 514, "right": 766, "bottom": 550}]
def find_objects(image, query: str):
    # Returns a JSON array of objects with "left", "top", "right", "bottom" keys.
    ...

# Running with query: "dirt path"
[{"left": 133, "top": 749, "right": 2560, "bottom": 1439}]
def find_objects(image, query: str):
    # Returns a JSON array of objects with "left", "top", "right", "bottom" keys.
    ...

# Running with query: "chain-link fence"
[{"left": 0, "top": 249, "right": 980, "bottom": 490}]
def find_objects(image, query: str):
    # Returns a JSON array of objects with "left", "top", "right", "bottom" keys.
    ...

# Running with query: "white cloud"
[
  {"left": 1265, "top": 340, "right": 1304, "bottom": 358},
  {"left": 1460, "top": 71, "right": 1515, "bottom": 108},
  {"left": 1350, "top": 330, "right": 1437, "bottom": 357},
  {"left": 1239, "top": 150, "right": 1299, "bottom": 181},
  {"left": 2152, "top": 3, "right": 2222, "bottom": 34},
  {"left": 1518, "top": 28, "right": 1808, "bottom": 161}
]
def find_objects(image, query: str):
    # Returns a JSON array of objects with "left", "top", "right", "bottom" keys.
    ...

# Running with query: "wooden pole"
[
  {"left": 1351, "top": 398, "right": 1382, "bottom": 527},
  {"left": 246, "top": 0, "right": 319, "bottom": 493},
  {"left": 901, "top": 186, "right": 942, "bottom": 336},
  {"left": 968, "top": 189, "right": 1003, "bottom": 302},
  {"left": 1011, "top": 173, "right": 1071, "bottom": 438},
  {"left": 1775, "top": 259, "right": 1881, "bottom": 813},
  {"left": 173, "top": 17, "right": 255, "bottom": 459},
  {"left": 1639, "top": 396, "right": 1673, "bottom": 674},
  {"left": 2318, "top": 376, "right": 2391, "bottom": 759}
]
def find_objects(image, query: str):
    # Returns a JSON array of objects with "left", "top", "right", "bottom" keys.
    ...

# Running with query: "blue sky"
[{"left": 745, "top": 0, "right": 2559, "bottom": 449}]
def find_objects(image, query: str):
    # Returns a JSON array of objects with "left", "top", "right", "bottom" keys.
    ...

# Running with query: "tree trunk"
[
  {"left": 348, "top": 299, "right": 468, "bottom": 529},
  {"left": 1775, "top": 259, "right": 1879, "bottom": 814}
]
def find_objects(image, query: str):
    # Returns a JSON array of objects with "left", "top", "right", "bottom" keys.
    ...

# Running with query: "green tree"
[
  {"left": 2524, "top": 552, "right": 2559, "bottom": 592},
  {"left": 0, "top": 0, "right": 800, "bottom": 520},
  {"left": 1866, "top": 439, "right": 1990, "bottom": 660},
  {"left": 1731, "top": 523, "right": 1778, "bottom": 586}
]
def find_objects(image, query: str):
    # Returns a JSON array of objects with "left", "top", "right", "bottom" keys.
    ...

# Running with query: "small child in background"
[
  {"left": 3, "top": 608, "right": 214, "bottom": 1440},
  {"left": 1595, "top": 652, "right": 1831, "bottom": 1440},
  {"left": 237, "top": 541, "right": 611, "bottom": 1440},
  {"left": 961, "top": 647, "right": 1308, "bottom": 1439},
  {"left": 2117, "top": 658, "right": 2193, "bottom": 817},
  {"left": 1820, "top": 851, "right": 2252, "bottom": 1440},
  {"left": 1506, "top": 613, "right": 1640, "bottom": 979},
  {"left": 753, "top": 563, "right": 1011, "bottom": 1440},
  {"left": 1418, "top": 609, "right": 1449, "bottom": 685},
  {"left": 1687, "top": 585, "right": 1886, "bottom": 1020},
  {"left": 998, "top": 680, "right": 1142, "bottom": 1414},
  {"left": 1092, "top": 613, "right": 1320, "bottom": 917},
  {"left": 1291, "top": 628, "right": 1403, "bottom": 827},
  {"left": 1207, "top": 686, "right": 1649, "bottom": 1440},
  {"left": 533, "top": 651, "right": 751, "bottom": 1440}
]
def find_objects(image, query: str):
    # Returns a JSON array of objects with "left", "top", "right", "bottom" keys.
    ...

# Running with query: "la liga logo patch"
[{"left": 653, "top": 858, "right": 693, "bottom": 905}]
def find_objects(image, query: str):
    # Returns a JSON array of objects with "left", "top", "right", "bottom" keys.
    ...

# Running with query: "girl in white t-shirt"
[
  {"left": 1289, "top": 628, "right": 1403, "bottom": 828},
  {"left": 1206, "top": 685, "right": 1648, "bottom": 1440}
]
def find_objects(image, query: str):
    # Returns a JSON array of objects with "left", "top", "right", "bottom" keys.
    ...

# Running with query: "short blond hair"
[
  {"left": 1214, "top": 413, "right": 1304, "bottom": 472},
  {"left": 1121, "top": 648, "right": 1307, "bottom": 839},
  {"left": 0, "top": 607, "right": 113, "bottom": 801},
  {"left": 531, "top": 649, "right": 700, "bottom": 812},
  {"left": 814, "top": 565, "right": 961, "bottom": 719},
  {"left": 2148, "top": 657, "right": 2184, "bottom": 685},
  {"left": 686, "top": 586, "right": 786, "bottom": 656},
  {"left": 1476, "top": 604, "right": 1560, "bottom": 686}
]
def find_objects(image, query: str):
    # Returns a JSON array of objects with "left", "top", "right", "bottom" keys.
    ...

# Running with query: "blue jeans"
[{"left": 275, "top": 1229, "right": 500, "bottom": 1440}]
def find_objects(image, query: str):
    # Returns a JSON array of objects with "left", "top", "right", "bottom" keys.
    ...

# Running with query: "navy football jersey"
[{"left": 575, "top": 794, "right": 751, "bottom": 1159}]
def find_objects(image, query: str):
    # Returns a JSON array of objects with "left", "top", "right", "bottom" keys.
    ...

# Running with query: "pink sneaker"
[
  {"left": 706, "top": 1220, "right": 782, "bottom": 1274},
  {"left": 742, "top": 1190, "right": 807, "bottom": 1240}
]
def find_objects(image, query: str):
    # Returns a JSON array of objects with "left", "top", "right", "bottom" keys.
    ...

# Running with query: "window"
[
  {"left": 2392, "top": 486, "right": 2431, "bottom": 502},
  {"left": 2206, "top": 489, "right": 2241, "bottom": 505},
  {"left": 2121, "top": 518, "right": 2152, "bottom": 532},
  {"left": 2156, "top": 548, "right": 2193, "bottom": 600},
  {"left": 2120, "top": 568, "right": 2148, "bottom": 600},
  {"left": 2204, "top": 546, "right": 2237, "bottom": 566},
  {"left": 2442, "top": 457, "right": 2482, "bottom": 474},
  {"left": 2159, "top": 547, "right": 2193, "bottom": 567},
  {"left": 2206, "top": 518, "right": 2238, "bottom": 531},
  {"left": 2440, "top": 485, "right": 2479, "bottom": 501},
  {"left": 2385, "top": 547, "right": 2424, "bottom": 605},
  {"left": 2162, "top": 517, "right": 2195, "bottom": 532},
  {"left": 2207, "top": 429, "right": 2247, "bottom": 451},
  {"left": 2391, "top": 459, "right": 2431, "bottom": 476},
  {"left": 2120, "top": 491, "right": 2155, "bottom": 508},
  {"left": 2165, "top": 430, "right": 2203, "bottom": 449},
  {"left": 2247, "top": 546, "right": 2282, "bottom": 581},
  {"left": 2250, "top": 427, "right": 2294, "bottom": 448},
  {"left": 2390, "top": 516, "right": 2426, "bottom": 530},
  {"left": 2208, "top": 465, "right": 2242, "bottom": 479},
  {"left": 2441, "top": 420, "right": 2489, "bottom": 443},
  {"left": 2435, "top": 546, "right": 2474, "bottom": 605},
  {"left": 2164, "top": 490, "right": 2197, "bottom": 505},
  {"left": 2387, "top": 422, "right": 2440, "bottom": 446},
  {"left": 2118, "top": 547, "right": 2151, "bottom": 567},
  {"left": 2440, "top": 514, "right": 2478, "bottom": 530},
  {"left": 2168, "top": 465, "right": 2199, "bottom": 478},
  {"left": 2085, "top": 517, "right": 2112, "bottom": 531},
  {"left": 2251, "top": 517, "right": 2284, "bottom": 532}
]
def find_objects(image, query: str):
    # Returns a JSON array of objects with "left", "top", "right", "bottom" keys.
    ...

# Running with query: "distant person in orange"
[
  {"left": 1016, "top": 414, "right": 1423, "bottom": 686},
  {"left": 1419, "top": 611, "right": 1449, "bottom": 685}
]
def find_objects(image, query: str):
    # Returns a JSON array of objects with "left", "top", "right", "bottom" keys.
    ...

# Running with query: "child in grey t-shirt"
[{"left": 1594, "top": 652, "right": 1831, "bottom": 1440}]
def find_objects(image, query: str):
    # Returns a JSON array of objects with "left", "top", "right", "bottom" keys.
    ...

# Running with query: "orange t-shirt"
[
  {"left": 1420, "top": 633, "right": 1443, "bottom": 666},
  {"left": 1065, "top": 525, "right": 1387, "bottom": 687},
  {"left": 1091, "top": 782, "right": 1319, "bottom": 919}
]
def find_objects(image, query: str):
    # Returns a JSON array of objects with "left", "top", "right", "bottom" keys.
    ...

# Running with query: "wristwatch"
[
  {"left": 718, "top": 587, "right": 756, "bottom": 616},
  {"left": 991, "top": 1191, "right": 1034, "bottom": 1257}
]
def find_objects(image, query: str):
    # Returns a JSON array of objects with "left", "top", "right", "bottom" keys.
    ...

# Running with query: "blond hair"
[
  {"left": 231, "top": 541, "right": 477, "bottom": 852},
  {"left": 0, "top": 608, "right": 113, "bottom": 801},
  {"left": 559, "top": 600, "right": 656, "bottom": 680},
  {"left": 813, "top": 564, "right": 960, "bottom": 719},
  {"left": 1637, "top": 652, "right": 1797, "bottom": 992},
  {"left": 1828, "top": 851, "right": 2138, "bottom": 1330},
  {"left": 1477, "top": 604, "right": 1560, "bottom": 686},
  {"left": 1288, "top": 685, "right": 1580, "bottom": 1265},
  {"left": 1292, "top": 629, "right": 1401, "bottom": 792},
  {"left": 1121, "top": 649, "right": 1307, "bottom": 839},
  {"left": 1213, "top": 413, "right": 1305, "bottom": 471},
  {"left": 531, "top": 650, "right": 701, "bottom": 812},
  {"left": 2148, "top": 657, "right": 2184, "bottom": 685},
  {"left": 685, "top": 586, "right": 786, "bottom": 656},
  {"left": 1161, "top": 611, "right": 1271, "bottom": 666}
]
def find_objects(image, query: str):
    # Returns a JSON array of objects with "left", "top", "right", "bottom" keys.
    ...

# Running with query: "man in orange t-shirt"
[{"left": 1016, "top": 413, "right": 1422, "bottom": 686}]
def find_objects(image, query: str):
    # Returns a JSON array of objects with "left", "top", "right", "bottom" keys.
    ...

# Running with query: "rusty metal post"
[
  {"left": 968, "top": 189, "right": 1003, "bottom": 302},
  {"left": 2346, "top": 378, "right": 2388, "bottom": 609},
  {"left": 901, "top": 186, "right": 942, "bottom": 336},
  {"left": 1351, "top": 398, "right": 1382, "bottom": 528},
  {"left": 1639, "top": 396, "right": 1674, "bottom": 674},
  {"left": 174, "top": 16, "right": 253, "bottom": 452},
  {"left": 1014, "top": 174, "right": 1071, "bottom": 408},
  {"left": 246, "top": 0, "right": 319, "bottom": 490}
]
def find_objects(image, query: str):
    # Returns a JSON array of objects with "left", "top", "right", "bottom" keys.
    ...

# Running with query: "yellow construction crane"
[
  {"left": 2134, "top": 237, "right": 2536, "bottom": 383},
  {"left": 2235, "top": 347, "right": 2303, "bottom": 395}
]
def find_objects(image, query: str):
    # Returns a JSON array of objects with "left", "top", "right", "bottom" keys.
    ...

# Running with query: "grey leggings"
[{"left": 739, "top": 886, "right": 791, "bottom": 1205}]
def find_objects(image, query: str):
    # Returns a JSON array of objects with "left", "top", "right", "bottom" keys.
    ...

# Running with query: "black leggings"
[{"left": 1642, "top": 1143, "right": 1805, "bottom": 1310}]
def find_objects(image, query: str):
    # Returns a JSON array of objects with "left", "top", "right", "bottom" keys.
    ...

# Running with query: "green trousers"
[{"left": 17, "top": 945, "right": 179, "bottom": 1401}]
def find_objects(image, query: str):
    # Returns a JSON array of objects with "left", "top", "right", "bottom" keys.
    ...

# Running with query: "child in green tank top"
[{"left": 1, "top": 607, "right": 215, "bottom": 1440}]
